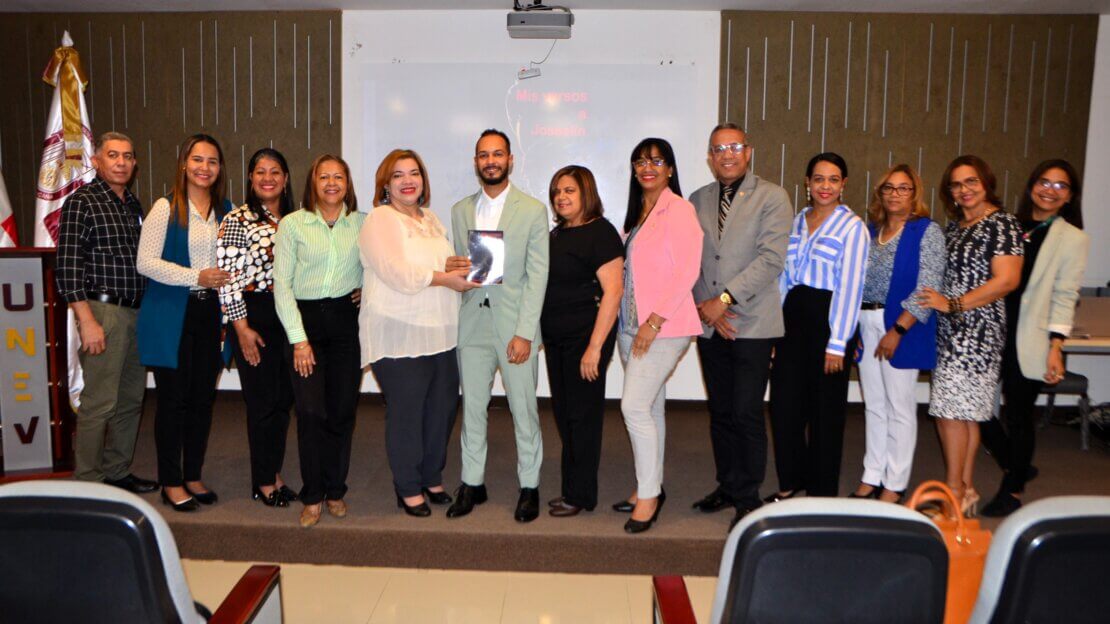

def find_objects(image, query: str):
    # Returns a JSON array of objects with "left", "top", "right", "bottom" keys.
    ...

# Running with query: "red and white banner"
[
  {"left": 0, "top": 170, "right": 16, "bottom": 248},
  {"left": 35, "top": 31, "right": 94, "bottom": 408}
]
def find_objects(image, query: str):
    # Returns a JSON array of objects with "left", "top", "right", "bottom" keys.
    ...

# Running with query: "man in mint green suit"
[{"left": 445, "top": 129, "right": 550, "bottom": 523}]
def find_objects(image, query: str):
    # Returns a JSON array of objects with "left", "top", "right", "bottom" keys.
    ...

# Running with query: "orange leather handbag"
[{"left": 907, "top": 480, "right": 992, "bottom": 624}]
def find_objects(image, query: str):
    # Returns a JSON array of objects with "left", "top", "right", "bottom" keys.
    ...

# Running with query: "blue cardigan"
[
  {"left": 868, "top": 218, "right": 937, "bottom": 371},
  {"left": 137, "top": 198, "right": 230, "bottom": 369}
]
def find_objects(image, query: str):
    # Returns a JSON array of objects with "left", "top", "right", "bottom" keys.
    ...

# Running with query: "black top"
[
  {"left": 1005, "top": 217, "right": 1051, "bottom": 334},
  {"left": 541, "top": 217, "right": 624, "bottom": 339},
  {"left": 56, "top": 176, "right": 146, "bottom": 303}
]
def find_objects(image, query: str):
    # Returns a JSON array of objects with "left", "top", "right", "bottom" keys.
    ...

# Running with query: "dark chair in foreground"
[
  {"left": 0, "top": 480, "right": 282, "bottom": 624},
  {"left": 969, "top": 496, "right": 1110, "bottom": 624},
  {"left": 653, "top": 499, "right": 948, "bottom": 624}
]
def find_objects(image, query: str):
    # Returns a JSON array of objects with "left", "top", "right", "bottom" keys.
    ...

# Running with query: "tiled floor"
[{"left": 182, "top": 559, "right": 717, "bottom": 624}]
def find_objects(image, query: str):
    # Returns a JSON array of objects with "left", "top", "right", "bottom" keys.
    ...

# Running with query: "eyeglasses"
[
  {"left": 633, "top": 158, "right": 667, "bottom": 169},
  {"left": 948, "top": 177, "right": 982, "bottom": 192},
  {"left": 1035, "top": 179, "right": 1071, "bottom": 192},
  {"left": 879, "top": 184, "right": 915, "bottom": 196},
  {"left": 710, "top": 143, "right": 748, "bottom": 155}
]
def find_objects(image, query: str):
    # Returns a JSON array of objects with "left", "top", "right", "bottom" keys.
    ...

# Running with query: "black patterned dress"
[{"left": 929, "top": 211, "right": 1023, "bottom": 421}]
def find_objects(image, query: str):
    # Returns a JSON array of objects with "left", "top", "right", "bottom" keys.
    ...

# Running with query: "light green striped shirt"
[{"left": 273, "top": 207, "right": 366, "bottom": 344}]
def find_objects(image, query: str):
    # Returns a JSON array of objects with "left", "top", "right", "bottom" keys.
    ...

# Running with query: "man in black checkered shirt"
[{"left": 56, "top": 131, "right": 157, "bottom": 493}]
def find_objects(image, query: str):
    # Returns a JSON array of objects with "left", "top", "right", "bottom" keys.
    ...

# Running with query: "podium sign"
[{"left": 0, "top": 256, "right": 54, "bottom": 471}]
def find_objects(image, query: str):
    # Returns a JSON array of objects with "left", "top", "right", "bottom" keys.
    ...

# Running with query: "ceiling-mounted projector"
[{"left": 507, "top": 4, "right": 574, "bottom": 39}]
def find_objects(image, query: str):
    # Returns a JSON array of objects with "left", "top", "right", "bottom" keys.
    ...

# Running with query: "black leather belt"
[
  {"left": 189, "top": 289, "right": 217, "bottom": 300},
  {"left": 89, "top": 292, "right": 141, "bottom": 309},
  {"left": 861, "top": 301, "right": 885, "bottom": 310}
]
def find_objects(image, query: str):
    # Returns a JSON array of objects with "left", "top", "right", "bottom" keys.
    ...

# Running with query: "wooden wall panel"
[
  {"left": 719, "top": 11, "right": 1097, "bottom": 219},
  {"left": 0, "top": 11, "right": 340, "bottom": 240}
]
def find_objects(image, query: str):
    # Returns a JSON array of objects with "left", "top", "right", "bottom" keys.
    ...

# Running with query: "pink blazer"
[{"left": 627, "top": 187, "right": 703, "bottom": 337}]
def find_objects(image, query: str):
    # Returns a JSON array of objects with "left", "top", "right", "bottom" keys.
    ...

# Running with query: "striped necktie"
[{"left": 718, "top": 184, "right": 736, "bottom": 236}]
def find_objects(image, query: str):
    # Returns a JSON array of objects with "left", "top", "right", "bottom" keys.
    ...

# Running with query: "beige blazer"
[{"left": 1016, "top": 218, "right": 1089, "bottom": 380}]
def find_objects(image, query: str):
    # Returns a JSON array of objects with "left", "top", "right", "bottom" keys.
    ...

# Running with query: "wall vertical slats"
[
  {"left": 719, "top": 11, "right": 1097, "bottom": 218},
  {"left": 0, "top": 11, "right": 340, "bottom": 240}
]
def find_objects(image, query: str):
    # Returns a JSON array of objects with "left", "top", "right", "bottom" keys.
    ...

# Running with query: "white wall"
[
  {"left": 341, "top": 10, "right": 720, "bottom": 398},
  {"left": 1067, "top": 14, "right": 1110, "bottom": 403}
]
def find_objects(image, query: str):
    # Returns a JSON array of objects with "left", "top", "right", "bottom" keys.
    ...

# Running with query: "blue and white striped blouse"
[{"left": 779, "top": 204, "right": 870, "bottom": 356}]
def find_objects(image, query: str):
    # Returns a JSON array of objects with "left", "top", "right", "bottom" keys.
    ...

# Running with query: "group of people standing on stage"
[{"left": 56, "top": 121, "right": 1087, "bottom": 536}]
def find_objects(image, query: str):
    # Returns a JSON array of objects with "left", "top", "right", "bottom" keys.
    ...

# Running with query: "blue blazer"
[
  {"left": 137, "top": 198, "right": 231, "bottom": 369},
  {"left": 868, "top": 218, "right": 937, "bottom": 371}
]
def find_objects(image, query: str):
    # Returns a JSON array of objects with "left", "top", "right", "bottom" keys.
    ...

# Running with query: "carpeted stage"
[{"left": 128, "top": 392, "right": 1108, "bottom": 577}]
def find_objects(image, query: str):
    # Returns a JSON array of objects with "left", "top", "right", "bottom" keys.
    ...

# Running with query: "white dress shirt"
[{"left": 474, "top": 186, "right": 510, "bottom": 230}]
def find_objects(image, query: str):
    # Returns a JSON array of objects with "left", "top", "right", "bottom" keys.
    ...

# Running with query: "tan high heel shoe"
[{"left": 961, "top": 488, "right": 981, "bottom": 518}]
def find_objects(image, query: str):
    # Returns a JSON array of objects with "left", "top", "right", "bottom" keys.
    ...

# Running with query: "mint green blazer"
[{"left": 451, "top": 185, "right": 550, "bottom": 347}]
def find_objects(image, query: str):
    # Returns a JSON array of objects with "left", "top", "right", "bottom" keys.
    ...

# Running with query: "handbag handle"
[{"left": 906, "top": 480, "right": 971, "bottom": 544}]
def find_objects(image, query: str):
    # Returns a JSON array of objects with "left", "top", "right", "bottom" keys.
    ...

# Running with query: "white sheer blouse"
[{"left": 358, "top": 205, "right": 459, "bottom": 366}]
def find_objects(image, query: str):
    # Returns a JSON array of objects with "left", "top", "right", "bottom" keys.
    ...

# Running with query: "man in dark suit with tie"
[{"left": 689, "top": 123, "right": 792, "bottom": 528}]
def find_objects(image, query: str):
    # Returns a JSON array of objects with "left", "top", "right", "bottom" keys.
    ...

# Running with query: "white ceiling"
[{"left": 6, "top": 0, "right": 1110, "bottom": 14}]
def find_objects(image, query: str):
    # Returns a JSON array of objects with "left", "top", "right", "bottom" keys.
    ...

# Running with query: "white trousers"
[
  {"left": 618, "top": 332, "right": 690, "bottom": 499},
  {"left": 856, "top": 309, "right": 920, "bottom": 492}
]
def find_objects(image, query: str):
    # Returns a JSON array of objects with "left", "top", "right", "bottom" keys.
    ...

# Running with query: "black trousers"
[
  {"left": 980, "top": 334, "right": 1041, "bottom": 494},
  {"left": 370, "top": 349, "right": 460, "bottom": 498},
  {"left": 697, "top": 333, "right": 776, "bottom": 508},
  {"left": 543, "top": 327, "right": 617, "bottom": 510},
  {"left": 289, "top": 296, "right": 362, "bottom": 505},
  {"left": 151, "top": 294, "right": 223, "bottom": 487},
  {"left": 232, "top": 292, "right": 294, "bottom": 489},
  {"left": 769, "top": 286, "right": 854, "bottom": 497}
]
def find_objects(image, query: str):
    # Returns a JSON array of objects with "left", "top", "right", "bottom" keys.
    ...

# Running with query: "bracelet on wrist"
[{"left": 647, "top": 321, "right": 662, "bottom": 332}]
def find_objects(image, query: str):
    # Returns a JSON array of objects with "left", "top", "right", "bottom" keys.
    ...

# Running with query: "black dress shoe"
[
  {"left": 446, "top": 483, "right": 488, "bottom": 518},
  {"left": 981, "top": 492, "right": 1023, "bottom": 517},
  {"left": 514, "top": 487, "right": 540, "bottom": 523},
  {"left": 692, "top": 489, "right": 734, "bottom": 513},
  {"left": 763, "top": 489, "right": 802, "bottom": 503},
  {"left": 729, "top": 503, "right": 761, "bottom": 530},
  {"left": 252, "top": 486, "right": 288, "bottom": 508},
  {"left": 422, "top": 488, "right": 453, "bottom": 505},
  {"left": 278, "top": 485, "right": 299, "bottom": 503},
  {"left": 624, "top": 495, "right": 666, "bottom": 534},
  {"left": 161, "top": 489, "right": 199, "bottom": 512},
  {"left": 184, "top": 485, "right": 218, "bottom": 505},
  {"left": 397, "top": 494, "right": 432, "bottom": 517},
  {"left": 105, "top": 474, "right": 159, "bottom": 494}
]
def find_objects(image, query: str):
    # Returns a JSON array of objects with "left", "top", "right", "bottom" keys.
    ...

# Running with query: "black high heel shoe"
[
  {"left": 252, "top": 486, "right": 288, "bottom": 507},
  {"left": 277, "top": 485, "right": 299, "bottom": 503},
  {"left": 848, "top": 484, "right": 882, "bottom": 500},
  {"left": 184, "top": 485, "right": 218, "bottom": 505},
  {"left": 161, "top": 489, "right": 199, "bottom": 512},
  {"left": 613, "top": 487, "right": 665, "bottom": 513},
  {"left": 763, "top": 488, "right": 802, "bottom": 503},
  {"left": 624, "top": 493, "right": 666, "bottom": 534},
  {"left": 422, "top": 488, "right": 453, "bottom": 505},
  {"left": 397, "top": 494, "right": 432, "bottom": 517}
]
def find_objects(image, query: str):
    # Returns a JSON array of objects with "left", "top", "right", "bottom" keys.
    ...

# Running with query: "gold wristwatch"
[{"left": 719, "top": 290, "right": 736, "bottom": 306}]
